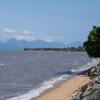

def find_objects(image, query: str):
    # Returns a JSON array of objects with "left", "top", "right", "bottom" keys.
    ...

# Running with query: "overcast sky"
[{"left": 0, "top": 0, "right": 100, "bottom": 44}]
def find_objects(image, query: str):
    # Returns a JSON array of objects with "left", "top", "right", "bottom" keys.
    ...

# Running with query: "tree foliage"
[{"left": 83, "top": 26, "right": 100, "bottom": 58}]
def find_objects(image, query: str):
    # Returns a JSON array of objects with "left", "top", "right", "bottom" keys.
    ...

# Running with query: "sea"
[{"left": 0, "top": 51, "right": 98, "bottom": 100}]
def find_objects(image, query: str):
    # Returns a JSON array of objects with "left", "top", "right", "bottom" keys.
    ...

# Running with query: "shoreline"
[
  {"left": 34, "top": 61, "right": 100, "bottom": 100},
  {"left": 7, "top": 59, "right": 99, "bottom": 100},
  {"left": 34, "top": 75, "right": 90, "bottom": 100}
]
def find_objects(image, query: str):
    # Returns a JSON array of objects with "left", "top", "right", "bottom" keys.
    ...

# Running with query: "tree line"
[{"left": 24, "top": 46, "right": 85, "bottom": 51}]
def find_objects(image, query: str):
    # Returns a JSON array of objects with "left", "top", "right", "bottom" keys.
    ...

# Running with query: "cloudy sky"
[{"left": 0, "top": 0, "right": 100, "bottom": 44}]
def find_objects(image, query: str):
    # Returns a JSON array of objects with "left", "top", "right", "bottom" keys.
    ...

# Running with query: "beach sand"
[{"left": 34, "top": 75, "right": 90, "bottom": 100}]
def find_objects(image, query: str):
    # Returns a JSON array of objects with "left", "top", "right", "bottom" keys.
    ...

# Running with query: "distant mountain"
[
  {"left": 0, "top": 38, "right": 66, "bottom": 50},
  {"left": 0, "top": 38, "right": 83, "bottom": 51},
  {"left": 66, "top": 41, "right": 83, "bottom": 47}
]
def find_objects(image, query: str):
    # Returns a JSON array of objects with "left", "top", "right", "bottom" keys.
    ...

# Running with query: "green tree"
[{"left": 83, "top": 26, "right": 100, "bottom": 57}]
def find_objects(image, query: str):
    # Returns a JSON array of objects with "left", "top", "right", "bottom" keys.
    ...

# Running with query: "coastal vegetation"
[
  {"left": 84, "top": 26, "right": 100, "bottom": 57},
  {"left": 24, "top": 46, "right": 85, "bottom": 51}
]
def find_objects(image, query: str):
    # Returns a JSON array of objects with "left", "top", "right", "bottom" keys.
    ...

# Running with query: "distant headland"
[{"left": 24, "top": 46, "right": 85, "bottom": 51}]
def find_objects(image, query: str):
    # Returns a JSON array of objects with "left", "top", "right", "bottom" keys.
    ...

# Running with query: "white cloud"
[
  {"left": 0, "top": 28, "right": 62, "bottom": 42},
  {"left": 22, "top": 30, "right": 33, "bottom": 34},
  {"left": 2, "top": 28, "right": 16, "bottom": 33}
]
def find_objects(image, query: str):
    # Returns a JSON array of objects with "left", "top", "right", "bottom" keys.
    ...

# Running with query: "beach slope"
[{"left": 35, "top": 75, "right": 90, "bottom": 100}]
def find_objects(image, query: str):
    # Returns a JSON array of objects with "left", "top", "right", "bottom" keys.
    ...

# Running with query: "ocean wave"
[
  {"left": 71, "top": 59, "right": 99, "bottom": 73},
  {"left": 7, "top": 59, "right": 99, "bottom": 100},
  {"left": 0, "top": 63, "right": 5, "bottom": 66},
  {"left": 7, "top": 74, "right": 71, "bottom": 100}
]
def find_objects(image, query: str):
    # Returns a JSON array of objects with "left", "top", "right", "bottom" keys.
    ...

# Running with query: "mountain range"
[{"left": 0, "top": 38, "right": 83, "bottom": 50}]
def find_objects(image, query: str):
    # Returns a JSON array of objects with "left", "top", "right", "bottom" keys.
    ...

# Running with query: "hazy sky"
[{"left": 0, "top": 0, "right": 100, "bottom": 44}]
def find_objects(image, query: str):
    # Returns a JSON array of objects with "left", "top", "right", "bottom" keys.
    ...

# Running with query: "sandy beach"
[{"left": 34, "top": 75, "right": 90, "bottom": 100}]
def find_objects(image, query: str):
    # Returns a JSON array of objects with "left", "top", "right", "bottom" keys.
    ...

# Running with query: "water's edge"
[{"left": 7, "top": 59, "right": 99, "bottom": 100}]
